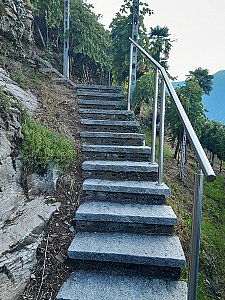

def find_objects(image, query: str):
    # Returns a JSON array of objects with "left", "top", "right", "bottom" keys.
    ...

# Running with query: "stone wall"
[{"left": 0, "top": 67, "right": 60, "bottom": 300}]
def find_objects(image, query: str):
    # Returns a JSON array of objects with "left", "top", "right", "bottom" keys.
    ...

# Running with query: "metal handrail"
[{"left": 129, "top": 37, "right": 216, "bottom": 182}]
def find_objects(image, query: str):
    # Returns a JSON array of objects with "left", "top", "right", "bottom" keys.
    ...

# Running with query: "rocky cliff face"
[
  {"left": 0, "top": 67, "right": 60, "bottom": 300},
  {"left": 0, "top": 0, "right": 33, "bottom": 45}
]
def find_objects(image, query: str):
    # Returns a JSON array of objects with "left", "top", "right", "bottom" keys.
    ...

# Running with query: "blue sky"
[{"left": 88, "top": 0, "right": 225, "bottom": 80}]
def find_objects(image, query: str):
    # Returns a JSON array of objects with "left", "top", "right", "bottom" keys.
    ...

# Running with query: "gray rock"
[
  {"left": 83, "top": 179, "right": 170, "bottom": 196},
  {"left": 78, "top": 99, "right": 127, "bottom": 110},
  {"left": 76, "top": 84, "right": 122, "bottom": 91},
  {"left": 75, "top": 202, "right": 177, "bottom": 225},
  {"left": 79, "top": 108, "right": 133, "bottom": 116},
  {"left": 27, "top": 165, "right": 59, "bottom": 199},
  {"left": 77, "top": 90, "right": 125, "bottom": 98},
  {"left": 80, "top": 131, "right": 145, "bottom": 139},
  {"left": 0, "top": 65, "right": 58, "bottom": 300},
  {"left": 82, "top": 160, "right": 158, "bottom": 173},
  {"left": 0, "top": 68, "right": 37, "bottom": 114},
  {"left": 0, "top": 0, "right": 33, "bottom": 45},
  {"left": 57, "top": 269, "right": 187, "bottom": 300},
  {"left": 68, "top": 232, "right": 186, "bottom": 268},
  {"left": 82, "top": 145, "right": 151, "bottom": 154}
]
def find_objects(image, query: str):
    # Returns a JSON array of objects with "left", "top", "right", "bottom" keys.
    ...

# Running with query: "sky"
[{"left": 87, "top": 0, "right": 225, "bottom": 81}]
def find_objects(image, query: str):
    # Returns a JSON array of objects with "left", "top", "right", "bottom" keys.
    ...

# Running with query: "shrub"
[{"left": 21, "top": 118, "right": 75, "bottom": 172}]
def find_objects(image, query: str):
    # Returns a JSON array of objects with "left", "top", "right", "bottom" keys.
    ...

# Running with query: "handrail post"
[
  {"left": 127, "top": 0, "right": 139, "bottom": 110},
  {"left": 151, "top": 67, "right": 159, "bottom": 164},
  {"left": 158, "top": 79, "right": 166, "bottom": 185},
  {"left": 63, "top": 0, "right": 70, "bottom": 79},
  {"left": 128, "top": 43, "right": 133, "bottom": 110},
  {"left": 188, "top": 168, "right": 204, "bottom": 300}
]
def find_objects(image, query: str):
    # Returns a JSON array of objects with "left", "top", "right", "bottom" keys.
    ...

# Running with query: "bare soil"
[{"left": 19, "top": 78, "right": 83, "bottom": 300}]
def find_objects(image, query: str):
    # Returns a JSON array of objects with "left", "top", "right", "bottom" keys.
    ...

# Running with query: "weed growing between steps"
[{"left": 21, "top": 117, "right": 76, "bottom": 173}]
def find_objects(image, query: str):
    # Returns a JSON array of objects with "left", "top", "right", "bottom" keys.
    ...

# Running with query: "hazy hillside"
[{"left": 173, "top": 70, "right": 225, "bottom": 124}]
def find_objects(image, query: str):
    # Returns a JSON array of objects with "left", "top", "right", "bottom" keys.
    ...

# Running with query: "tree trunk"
[
  {"left": 220, "top": 160, "right": 223, "bottom": 173},
  {"left": 211, "top": 152, "right": 215, "bottom": 167},
  {"left": 34, "top": 20, "right": 46, "bottom": 49}
]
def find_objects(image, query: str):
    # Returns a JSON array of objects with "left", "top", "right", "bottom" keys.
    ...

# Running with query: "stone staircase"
[{"left": 57, "top": 85, "right": 187, "bottom": 300}]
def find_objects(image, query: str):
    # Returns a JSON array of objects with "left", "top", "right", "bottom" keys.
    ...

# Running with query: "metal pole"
[
  {"left": 128, "top": 0, "right": 139, "bottom": 108},
  {"left": 128, "top": 44, "right": 134, "bottom": 110},
  {"left": 151, "top": 68, "right": 159, "bottom": 164},
  {"left": 188, "top": 168, "right": 204, "bottom": 300},
  {"left": 63, "top": 0, "right": 70, "bottom": 78},
  {"left": 108, "top": 71, "right": 111, "bottom": 86},
  {"left": 158, "top": 80, "right": 166, "bottom": 185},
  {"left": 180, "top": 130, "right": 187, "bottom": 179}
]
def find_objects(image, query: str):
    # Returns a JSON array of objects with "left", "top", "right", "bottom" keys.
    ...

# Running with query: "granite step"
[
  {"left": 82, "top": 160, "right": 158, "bottom": 181},
  {"left": 75, "top": 84, "right": 122, "bottom": 92},
  {"left": 82, "top": 145, "right": 151, "bottom": 161},
  {"left": 80, "top": 132, "right": 145, "bottom": 146},
  {"left": 67, "top": 232, "right": 186, "bottom": 280},
  {"left": 78, "top": 99, "right": 127, "bottom": 110},
  {"left": 83, "top": 179, "right": 170, "bottom": 204},
  {"left": 77, "top": 90, "right": 125, "bottom": 100},
  {"left": 80, "top": 119, "right": 140, "bottom": 133},
  {"left": 75, "top": 201, "right": 177, "bottom": 235},
  {"left": 79, "top": 109, "right": 134, "bottom": 120},
  {"left": 56, "top": 269, "right": 187, "bottom": 300}
]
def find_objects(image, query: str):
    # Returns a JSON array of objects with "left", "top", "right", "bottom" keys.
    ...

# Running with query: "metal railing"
[{"left": 128, "top": 37, "right": 216, "bottom": 300}]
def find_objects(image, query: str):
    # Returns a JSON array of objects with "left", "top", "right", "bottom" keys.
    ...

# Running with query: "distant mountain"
[
  {"left": 172, "top": 70, "right": 225, "bottom": 124},
  {"left": 202, "top": 71, "right": 225, "bottom": 124}
]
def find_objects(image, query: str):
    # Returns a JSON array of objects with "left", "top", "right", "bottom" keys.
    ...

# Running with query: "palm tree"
[{"left": 149, "top": 26, "right": 173, "bottom": 69}]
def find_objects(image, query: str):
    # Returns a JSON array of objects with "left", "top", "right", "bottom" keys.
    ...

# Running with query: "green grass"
[
  {"left": 11, "top": 68, "right": 29, "bottom": 90},
  {"left": 141, "top": 125, "right": 172, "bottom": 160},
  {"left": 164, "top": 154, "right": 225, "bottom": 299},
  {"left": 21, "top": 117, "right": 76, "bottom": 173}
]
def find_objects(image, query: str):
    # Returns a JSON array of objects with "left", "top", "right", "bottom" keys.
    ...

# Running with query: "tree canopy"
[
  {"left": 187, "top": 67, "right": 214, "bottom": 95},
  {"left": 110, "top": 0, "right": 152, "bottom": 83},
  {"left": 30, "top": 0, "right": 112, "bottom": 83}
]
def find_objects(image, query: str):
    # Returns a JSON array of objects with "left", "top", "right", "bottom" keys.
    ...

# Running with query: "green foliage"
[
  {"left": 11, "top": 69, "right": 29, "bottom": 90},
  {"left": 30, "top": 0, "right": 63, "bottom": 27},
  {"left": 164, "top": 155, "right": 225, "bottom": 299},
  {"left": 21, "top": 118, "right": 75, "bottom": 172},
  {"left": 30, "top": 0, "right": 112, "bottom": 82},
  {"left": 187, "top": 67, "right": 214, "bottom": 95},
  {"left": 69, "top": 0, "right": 112, "bottom": 68},
  {"left": 149, "top": 26, "right": 173, "bottom": 70},
  {"left": 132, "top": 71, "right": 154, "bottom": 106},
  {"left": 200, "top": 120, "right": 225, "bottom": 168},
  {"left": 0, "top": 88, "right": 11, "bottom": 116},
  {"left": 167, "top": 78, "right": 205, "bottom": 144},
  {"left": 110, "top": 0, "right": 152, "bottom": 83},
  {"left": 132, "top": 71, "right": 155, "bottom": 116}
]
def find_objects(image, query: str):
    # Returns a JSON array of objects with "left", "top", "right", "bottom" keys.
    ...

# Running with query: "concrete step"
[
  {"left": 80, "top": 119, "right": 140, "bottom": 133},
  {"left": 82, "top": 145, "right": 151, "bottom": 161},
  {"left": 78, "top": 99, "right": 127, "bottom": 110},
  {"left": 80, "top": 132, "right": 145, "bottom": 146},
  {"left": 75, "top": 84, "right": 122, "bottom": 92},
  {"left": 56, "top": 269, "right": 187, "bottom": 300},
  {"left": 83, "top": 179, "right": 170, "bottom": 204},
  {"left": 79, "top": 109, "right": 134, "bottom": 121},
  {"left": 77, "top": 90, "right": 125, "bottom": 100},
  {"left": 82, "top": 160, "right": 158, "bottom": 181},
  {"left": 67, "top": 232, "right": 186, "bottom": 279},
  {"left": 75, "top": 201, "right": 177, "bottom": 235}
]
